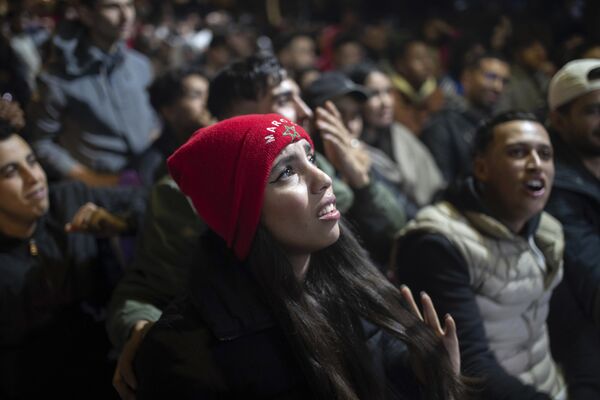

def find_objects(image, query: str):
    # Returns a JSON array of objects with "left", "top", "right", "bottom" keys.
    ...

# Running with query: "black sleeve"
[
  {"left": 420, "top": 119, "right": 457, "bottom": 184},
  {"left": 395, "top": 233, "right": 551, "bottom": 400},
  {"left": 135, "top": 304, "right": 224, "bottom": 400},
  {"left": 51, "top": 181, "right": 148, "bottom": 231},
  {"left": 546, "top": 188, "right": 600, "bottom": 326},
  {"left": 547, "top": 278, "right": 600, "bottom": 399}
]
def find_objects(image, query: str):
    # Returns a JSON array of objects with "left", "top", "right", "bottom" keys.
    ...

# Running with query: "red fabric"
[{"left": 167, "top": 114, "right": 313, "bottom": 260}]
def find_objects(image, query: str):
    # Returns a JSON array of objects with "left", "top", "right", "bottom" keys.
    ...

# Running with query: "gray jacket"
[{"left": 27, "top": 23, "right": 159, "bottom": 177}]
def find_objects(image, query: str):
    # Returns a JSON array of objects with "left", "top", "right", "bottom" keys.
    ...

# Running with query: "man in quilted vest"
[{"left": 394, "top": 111, "right": 568, "bottom": 399}]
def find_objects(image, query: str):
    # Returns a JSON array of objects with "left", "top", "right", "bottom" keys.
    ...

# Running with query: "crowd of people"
[{"left": 1, "top": 0, "right": 600, "bottom": 399}]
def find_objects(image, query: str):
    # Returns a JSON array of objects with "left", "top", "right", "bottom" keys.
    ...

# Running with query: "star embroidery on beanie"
[{"left": 282, "top": 125, "right": 300, "bottom": 141}]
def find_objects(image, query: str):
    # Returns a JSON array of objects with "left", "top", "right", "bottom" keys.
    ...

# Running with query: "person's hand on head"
[
  {"left": 315, "top": 101, "right": 371, "bottom": 189},
  {"left": 113, "top": 320, "right": 154, "bottom": 400},
  {"left": 400, "top": 285, "right": 460, "bottom": 376},
  {"left": 65, "top": 202, "right": 128, "bottom": 236}
]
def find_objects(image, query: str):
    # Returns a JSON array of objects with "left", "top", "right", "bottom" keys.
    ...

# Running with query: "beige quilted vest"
[{"left": 400, "top": 202, "right": 566, "bottom": 398}]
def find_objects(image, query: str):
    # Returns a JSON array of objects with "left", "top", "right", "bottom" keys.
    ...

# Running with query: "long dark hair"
[{"left": 248, "top": 219, "right": 467, "bottom": 400}]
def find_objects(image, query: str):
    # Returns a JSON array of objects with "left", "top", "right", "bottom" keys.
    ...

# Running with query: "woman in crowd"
[
  {"left": 134, "top": 113, "right": 468, "bottom": 399},
  {"left": 349, "top": 63, "right": 445, "bottom": 219}
]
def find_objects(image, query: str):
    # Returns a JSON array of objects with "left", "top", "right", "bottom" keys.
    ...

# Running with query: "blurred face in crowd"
[
  {"left": 334, "top": 42, "right": 365, "bottom": 70},
  {"left": 257, "top": 78, "right": 313, "bottom": 129},
  {"left": 462, "top": 58, "right": 510, "bottom": 112},
  {"left": 81, "top": 0, "right": 136, "bottom": 47},
  {"left": 397, "top": 41, "right": 434, "bottom": 88},
  {"left": 474, "top": 120, "right": 554, "bottom": 233},
  {"left": 262, "top": 140, "right": 340, "bottom": 275},
  {"left": 333, "top": 95, "right": 363, "bottom": 139},
  {"left": 163, "top": 74, "right": 210, "bottom": 143},
  {"left": 552, "top": 89, "right": 600, "bottom": 157},
  {"left": 517, "top": 41, "right": 548, "bottom": 72},
  {"left": 363, "top": 71, "right": 394, "bottom": 129},
  {"left": 285, "top": 36, "right": 317, "bottom": 71},
  {"left": 0, "top": 135, "right": 49, "bottom": 238}
]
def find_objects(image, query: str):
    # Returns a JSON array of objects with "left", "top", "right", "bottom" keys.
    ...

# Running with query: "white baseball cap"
[{"left": 548, "top": 58, "right": 600, "bottom": 110}]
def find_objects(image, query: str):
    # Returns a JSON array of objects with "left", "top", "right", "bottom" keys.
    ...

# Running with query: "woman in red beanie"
[{"left": 134, "top": 114, "right": 468, "bottom": 399}]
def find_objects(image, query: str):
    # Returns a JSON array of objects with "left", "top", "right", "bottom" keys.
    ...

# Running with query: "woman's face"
[
  {"left": 364, "top": 71, "right": 395, "bottom": 128},
  {"left": 261, "top": 140, "right": 340, "bottom": 259}
]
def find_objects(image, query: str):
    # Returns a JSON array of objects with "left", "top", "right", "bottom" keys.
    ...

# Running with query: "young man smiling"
[
  {"left": 395, "top": 112, "right": 567, "bottom": 399},
  {"left": 0, "top": 99, "right": 146, "bottom": 398}
]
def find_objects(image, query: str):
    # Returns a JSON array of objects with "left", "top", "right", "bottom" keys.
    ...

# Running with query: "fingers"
[
  {"left": 400, "top": 285, "right": 423, "bottom": 320},
  {"left": 113, "top": 321, "right": 152, "bottom": 400},
  {"left": 66, "top": 203, "right": 128, "bottom": 235},
  {"left": 315, "top": 106, "right": 344, "bottom": 132},
  {"left": 420, "top": 291, "right": 443, "bottom": 334},
  {"left": 65, "top": 202, "right": 98, "bottom": 232},
  {"left": 324, "top": 100, "right": 342, "bottom": 120},
  {"left": 443, "top": 313, "right": 457, "bottom": 339},
  {"left": 113, "top": 364, "right": 136, "bottom": 400}
]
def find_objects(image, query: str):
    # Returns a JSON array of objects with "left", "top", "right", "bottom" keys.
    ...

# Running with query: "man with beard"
[{"left": 546, "top": 59, "right": 600, "bottom": 327}]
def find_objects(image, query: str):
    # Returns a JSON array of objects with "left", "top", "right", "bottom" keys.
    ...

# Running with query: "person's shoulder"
[{"left": 122, "top": 47, "right": 153, "bottom": 73}]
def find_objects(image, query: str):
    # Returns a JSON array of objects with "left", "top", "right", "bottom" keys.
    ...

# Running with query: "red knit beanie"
[{"left": 167, "top": 114, "right": 313, "bottom": 260}]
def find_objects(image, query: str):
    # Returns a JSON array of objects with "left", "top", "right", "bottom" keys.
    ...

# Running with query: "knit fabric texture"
[{"left": 167, "top": 113, "right": 313, "bottom": 260}]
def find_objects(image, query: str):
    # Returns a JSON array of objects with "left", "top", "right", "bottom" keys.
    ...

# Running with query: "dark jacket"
[
  {"left": 135, "top": 234, "right": 420, "bottom": 400},
  {"left": 545, "top": 130, "right": 600, "bottom": 326},
  {"left": 0, "top": 181, "right": 146, "bottom": 399},
  {"left": 108, "top": 157, "right": 405, "bottom": 349},
  {"left": 27, "top": 22, "right": 159, "bottom": 178},
  {"left": 420, "top": 105, "right": 486, "bottom": 185},
  {"left": 544, "top": 131, "right": 600, "bottom": 399}
]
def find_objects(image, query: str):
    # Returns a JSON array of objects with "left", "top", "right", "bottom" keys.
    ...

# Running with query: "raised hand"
[
  {"left": 315, "top": 101, "right": 371, "bottom": 189},
  {"left": 65, "top": 202, "right": 129, "bottom": 236},
  {"left": 400, "top": 284, "right": 460, "bottom": 375}
]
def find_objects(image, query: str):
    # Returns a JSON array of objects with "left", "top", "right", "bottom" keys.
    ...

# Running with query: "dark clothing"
[
  {"left": 545, "top": 131, "right": 600, "bottom": 399},
  {"left": 420, "top": 106, "right": 485, "bottom": 185},
  {"left": 545, "top": 130, "right": 600, "bottom": 326},
  {"left": 135, "top": 235, "right": 420, "bottom": 400},
  {"left": 0, "top": 181, "right": 146, "bottom": 399},
  {"left": 395, "top": 180, "right": 557, "bottom": 400}
]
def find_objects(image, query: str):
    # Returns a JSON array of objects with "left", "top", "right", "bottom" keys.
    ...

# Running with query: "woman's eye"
[
  {"left": 275, "top": 166, "right": 295, "bottom": 182},
  {"left": 1, "top": 166, "right": 16, "bottom": 178},
  {"left": 308, "top": 153, "right": 316, "bottom": 164}
]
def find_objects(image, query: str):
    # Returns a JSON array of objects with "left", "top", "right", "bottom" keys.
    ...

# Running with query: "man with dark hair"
[
  {"left": 421, "top": 52, "right": 510, "bottom": 184},
  {"left": 0, "top": 98, "right": 146, "bottom": 398},
  {"left": 274, "top": 31, "right": 317, "bottom": 80},
  {"left": 108, "top": 53, "right": 405, "bottom": 399},
  {"left": 148, "top": 67, "right": 212, "bottom": 165},
  {"left": 395, "top": 112, "right": 568, "bottom": 398},
  {"left": 27, "top": 0, "right": 160, "bottom": 187},
  {"left": 496, "top": 32, "right": 552, "bottom": 116},
  {"left": 545, "top": 59, "right": 600, "bottom": 325},
  {"left": 386, "top": 35, "right": 445, "bottom": 135}
]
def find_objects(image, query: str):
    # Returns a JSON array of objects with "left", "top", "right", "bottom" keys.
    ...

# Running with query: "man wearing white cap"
[
  {"left": 546, "top": 59, "right": 600, "bottom": 324},
  {"left": 545, "top": 59, "right": 600, "bottom": 399}
]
